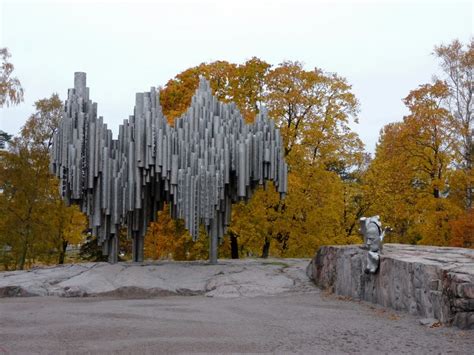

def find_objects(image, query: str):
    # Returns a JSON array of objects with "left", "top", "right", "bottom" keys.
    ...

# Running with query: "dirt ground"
[{"left": 1, "top": 291, "right": 472, "bottom": 354}]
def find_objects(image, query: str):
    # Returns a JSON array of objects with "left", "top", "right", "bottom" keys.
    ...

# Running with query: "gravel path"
[{"left": 1, "top": 291, "right": 472, "bottom": 354}]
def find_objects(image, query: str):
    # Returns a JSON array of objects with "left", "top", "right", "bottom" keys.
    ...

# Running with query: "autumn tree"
[
  {"left": 402, "top": 81, "right": 457, "bottom": 198},
  {"left": 0, "top": 94, "right": 87, "bottom": 269},
  {"left": 231, "top": 57, "right": 271, "bottom": 121},
  {"left": 364, "top": 123, "right": 417, "bottom": 243},
  {"left": 0, "top": 48, "right": 23, "bottom": 150},
  {"left": 434, "top": 39, "right": 473, "bottom": 208},
  {"left": 364, "top": 81, "right": 465, "bottom": 246},
  {"left": 156, "top": 59, "right": 366, "bottom": 259},
  {"left": 20, "top": 94, "right": 63, "bottom": 151},
  {"left": 362, "top": 40, "right": 474, "bottom": 248},
  {"left": 449, "top": 209, "right": 474, "bottom": 248},
  {"left": 52, "top": 203, "right": 87, "bottom": 264},
  {"left": 0, "top": 141, "right": 54, "bottom": 269},
  {"left": 157, "top": 59, "right": 272, "bottom": 258},
  {"left": 160, "top": 61, "right": 237, "bottom": 122},
  {"left": 252, "top": 61, "right": 364, "bottom": 256},
  {"left": 0, "top": 48, "right": 23, "bottom": 107},
  {"left": 143, "top": 204, "right": 208, "bottom": 260}
]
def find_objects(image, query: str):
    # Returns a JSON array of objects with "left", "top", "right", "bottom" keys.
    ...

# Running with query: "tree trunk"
[
  {"left": 19, "top": 210, "right": 33, "bottom": 270},
  {"left": 230, "top": 233, "right": 239, "bottom": 259},
  {"left": 18, "top": 237, "right": 28, "bottom": 270},
  {"left": 261, "top": 236, "right": 271, "bottom": 258},
  {"left": 58, "top": 240, "right": 68, "bottom": 264}
]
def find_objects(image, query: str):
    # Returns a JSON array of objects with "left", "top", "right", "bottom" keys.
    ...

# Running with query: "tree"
[
  {"left": 0, "top": 131, "right": 12, "bottom": 150},
  {"left": 0, "top": 48, "right": 24, "bottom": 107},
  {"left": 0, "top": 48, "right": 23, "bottom": 151},
  {"left": 449, "top": 209, "right": 474, "bottom": 248},
  {"left": 0, "top": 143, "right": 52, "bottom": 269},
  {"left": 143, "top": 205, "right": 208, "bottom": 261},
  {"left": 0, "top": 94, "right": 87, "bottom": 269},
  {"left": 364, "top": 82, "right": 464, "bottom": 247},
  {"left": 364, "top": 123, "right": 419, "bottom": 244},
  {"left": 254, "top": 61, "right": 364, "bottom": 256},
  {"left": 362, "top": 41, "right": 474, "bottom": 249},
  {"left": 402, "top": 81, "right": 457, "bottom": 198},
  {"left": 434, "top": 39, "right": 473, "bottom": 208},
  {"left": 52, "top": 203, "right": 87, "bottom": 264},
  {"left": 160, "top": 61, "right": 237, "bottom": 122},
  {"left": 231, "top": 57, "right": 271, "bottom": 121},
  {"left": 20, "top": 94, "right": 62, "bottom": 151},
  {"left": 156, "top": 59, "right": 366, "bottom": 259}
]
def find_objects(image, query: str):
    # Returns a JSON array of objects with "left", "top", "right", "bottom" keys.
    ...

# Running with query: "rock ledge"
[
  {"left": 307, "top": 244, "right": 474, "bottom": 329},
  {"left": 0, "top": 258, "right": 313, "bottom": 299}
]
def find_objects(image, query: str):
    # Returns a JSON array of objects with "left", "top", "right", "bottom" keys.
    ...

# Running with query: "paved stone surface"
[
  {"left": 0, "top": 292, "right": 472, "bottom": 353},
  {"left": 0, "top": 259, "right": 311, "bottom": 298},
  {"left": 307, "top": 244, "right": 474, "bottom": 329}
]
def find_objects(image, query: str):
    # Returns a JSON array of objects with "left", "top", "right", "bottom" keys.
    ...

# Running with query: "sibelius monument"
[{"left": 51, "top": 72, "right": 288, "bottom": 264}]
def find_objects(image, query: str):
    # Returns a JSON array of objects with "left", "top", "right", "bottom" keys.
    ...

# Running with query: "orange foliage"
[
  {"left": 449, "top": 210, "right": 474, "bottom": 248},
  {"left": 143, "top": 205, "right": 208, "bottom": 261}
]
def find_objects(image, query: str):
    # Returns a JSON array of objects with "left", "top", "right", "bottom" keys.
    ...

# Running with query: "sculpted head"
[{"left": 359, "top": 215, "right": 383, "bottom": 252}]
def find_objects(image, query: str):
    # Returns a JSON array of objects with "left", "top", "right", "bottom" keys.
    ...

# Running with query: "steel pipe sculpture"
[{"left": 51, "top": 72, "right": 288, "bottom": 264}]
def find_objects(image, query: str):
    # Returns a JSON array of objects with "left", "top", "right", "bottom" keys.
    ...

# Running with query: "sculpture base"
[{"left": 307, "top": 244, "right": 474, "bottom": 329}]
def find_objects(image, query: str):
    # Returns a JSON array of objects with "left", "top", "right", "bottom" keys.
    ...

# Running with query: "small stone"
[
  {"left": 419, "top": 318, "right": 439, "bottom": 326},
  {"left": 62, "top": 286, "right": 87, "bottom": 298}
]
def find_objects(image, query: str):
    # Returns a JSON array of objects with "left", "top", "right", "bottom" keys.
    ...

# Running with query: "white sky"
[{"left": 0, "top": 0, "right": 472, "bottom": 153}]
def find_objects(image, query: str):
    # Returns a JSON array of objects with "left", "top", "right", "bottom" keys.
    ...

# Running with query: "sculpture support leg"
[
  {"left": 137, "top": 235, "right": 144, "bottom": 262},
  {"left": 209, "top": 220, "right": 218, "bottom": 265},
  {"left": 132, "top": 233, "right": 139, "bottom": 262},
  {"left": 132, "top": 233, "right": 144, "bottom": 263},
  {"left": 209, "top": 232, "right": 218, "bottom": 264},
  {"left": 132, "top": 234, "right": 137, "bottom": 262},
  {"left": 108, "top": 234, "right": 118, "bottom": 264}
]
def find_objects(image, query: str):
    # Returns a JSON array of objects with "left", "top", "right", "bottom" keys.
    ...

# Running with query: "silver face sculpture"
[
  {"left": 51, "top": 73, "right": 288, "bottom": 264},
  {"left": 359, "top": 215, "right": 386, "bottom": 274}
]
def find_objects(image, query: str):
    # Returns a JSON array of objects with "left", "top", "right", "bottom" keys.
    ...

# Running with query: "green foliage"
[
  {"left": 0, "top": 130, "right": 12, "bottom": 149},
  {"left": 79, "top": 235, "right": 108, "bottom": 262}
]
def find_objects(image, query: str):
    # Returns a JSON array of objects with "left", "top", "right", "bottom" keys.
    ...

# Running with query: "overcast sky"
[{"left": 0, "top": 0, "right": 472, "bottom": 153}]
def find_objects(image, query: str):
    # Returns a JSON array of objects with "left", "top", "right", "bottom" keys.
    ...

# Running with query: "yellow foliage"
[
  {"left": 156, "top": 58, "right": 366, "bottom": 259},
  {"left": 6, "top": 47, "right": 471, "bottom": 268},
  {"left": 0, "top": 95, "right": 88, "bottom": 269},
  {"left": 144, "top": 205, "right": 208, "bottom": 261},
  {"left": 364, "top": 80, "right": 471, "bottom": 248}
]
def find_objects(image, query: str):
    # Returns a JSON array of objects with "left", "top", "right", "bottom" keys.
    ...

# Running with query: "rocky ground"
[
  {"left": 0, "top": 258, "right": 473, "bottom": 353},
  {"left": 0, "top": 258, "right": 312, "bottom": 298}
]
